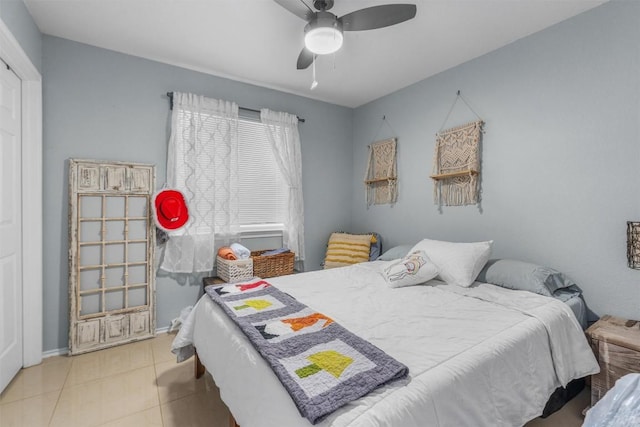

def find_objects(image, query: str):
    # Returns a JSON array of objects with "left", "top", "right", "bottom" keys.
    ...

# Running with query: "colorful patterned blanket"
[{"left": 204, "top": 279, "right": 409, "bottom": 424}]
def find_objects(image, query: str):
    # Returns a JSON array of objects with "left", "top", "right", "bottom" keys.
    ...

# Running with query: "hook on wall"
[
  {"left": 368, "top": 114, "right": 397, "bottom": 147},
  {"left": 438, "top": 90, "right": 483, "bottom": 133}
]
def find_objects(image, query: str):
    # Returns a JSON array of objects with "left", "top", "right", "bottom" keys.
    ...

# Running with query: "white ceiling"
[{"left": 24, "top": 0, "right": 607, "bottom": 108}]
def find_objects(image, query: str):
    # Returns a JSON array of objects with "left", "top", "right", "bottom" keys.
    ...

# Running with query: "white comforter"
[{"left": 173, "top": 262, "right": 599, "bottom": 427}]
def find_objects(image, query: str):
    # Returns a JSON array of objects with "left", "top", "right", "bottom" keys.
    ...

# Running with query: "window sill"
[{"left": 239, "top": 224, "right": 284, "bottom": 236}]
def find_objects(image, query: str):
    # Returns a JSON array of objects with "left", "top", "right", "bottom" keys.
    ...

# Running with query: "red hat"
[{"left": 152, "top": 189, "right": 189, "bottom": 232}]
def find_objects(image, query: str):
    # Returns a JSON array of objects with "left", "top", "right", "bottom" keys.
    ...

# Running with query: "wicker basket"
[
  {"left": 216, "top": 256, "right": 253, "bottom": 283},
  {"left": 251, "top": 250, "right": 295, "bottom": 278}
]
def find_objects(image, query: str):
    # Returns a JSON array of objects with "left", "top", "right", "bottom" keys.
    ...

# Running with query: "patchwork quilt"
[{"left": 204, "top": 279, "right": 409, "bottom": 424}]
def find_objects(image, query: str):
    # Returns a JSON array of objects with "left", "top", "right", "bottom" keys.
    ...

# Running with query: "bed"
[{"left": 172, "top": 252, "right": 599, "bottom": 427}]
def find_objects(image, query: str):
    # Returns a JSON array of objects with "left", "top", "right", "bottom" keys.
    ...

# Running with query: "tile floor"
[
  {"left": 0, "top": 332, "right": 588, "bottom": 427},
  {"left": 0, "top": 333, "right": 231, "bottom": 427}
]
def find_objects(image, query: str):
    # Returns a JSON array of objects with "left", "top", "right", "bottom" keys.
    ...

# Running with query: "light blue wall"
[
  {"left": 42, "top": 36, "right": 353, "bottom": 351},
  {"left": 13, "top": 0, "right": 640, "bottom": 352},
  {"left": 351, "top": 0, "right": 640, "bottom": 321},
  {"left": 0, "top": 0, "right": 42, "bottom": 72}
]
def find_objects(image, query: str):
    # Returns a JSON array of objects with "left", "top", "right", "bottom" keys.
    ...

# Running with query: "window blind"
[
  {"left": 174, "top": 110, "right": 286, "bottom": 232},
  {"left": 237, "top": 118, "right": 287, "bottom": 229}
]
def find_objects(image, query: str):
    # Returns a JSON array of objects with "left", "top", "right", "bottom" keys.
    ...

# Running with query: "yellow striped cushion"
[{"left": 324, "top": 232, "right": 373, "bottom": 269}]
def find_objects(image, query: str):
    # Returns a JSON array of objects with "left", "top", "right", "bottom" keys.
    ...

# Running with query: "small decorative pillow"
[
  {"left": 324, "top": 232, "right": 373, "bottom": 269},
  {"left": 410, "top": 238, "right": 493, "bottom": 287},
  {"left": 381, "top": 250, "right": 439, "bottom": 288}
]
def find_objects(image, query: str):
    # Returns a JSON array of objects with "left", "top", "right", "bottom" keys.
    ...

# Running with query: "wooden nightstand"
[
  {"left": 202, "top": 276, "right": 225, "bottom": 294},
  {"left": 586, "top": 315, "right": 640, "bottom": 406}
]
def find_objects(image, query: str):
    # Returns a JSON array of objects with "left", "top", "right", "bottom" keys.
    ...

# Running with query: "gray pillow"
[
  {"left": 376, "top": 244, "right": 413, "bottom": 261},
  {"left": 476, "top": 259, "right": 581, "bottom": 299}
]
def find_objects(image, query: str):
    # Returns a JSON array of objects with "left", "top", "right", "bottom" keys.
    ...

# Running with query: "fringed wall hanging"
[
  {"left": 431, "top": 91, "right": 484, "bottom": 207},
  {"left": 365, "top": 137, "right": 397, "bottom": 206}
]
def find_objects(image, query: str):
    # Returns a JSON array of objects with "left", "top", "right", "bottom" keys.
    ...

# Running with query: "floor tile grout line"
[
  {"left": 51, "top": 344, "right": 162, "bottom": 426},
  {"left": 153, "top": 332, "right": 206, "bottom": 408},
  {"left": 155, "top": 361, "right": 204, "bottom": 406},
  {"left": 153, "top": 349, "right": 167, "bottom": 426},
  {"left": 47, "top": 354, "right": 75, "bottom": 427},
  {"left": 0, "top": 357, "right": 71, "bottom": 405},
  {"left": 92, "top": 405, "right": 164, "bottom": 427},
  {"left": 154, "top": 333, "right": 210, "bottom": 424},
  {"left": 62, "top": 342, "right": 157, "bottom": 389}
]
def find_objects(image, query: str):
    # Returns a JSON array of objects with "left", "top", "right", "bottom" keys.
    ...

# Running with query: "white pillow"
[
  {"left": 409, "top": 239, "right": 493, "bottom": 287},
  {"left": 381, "top": 250, "right": 439, "bottom": 288}
]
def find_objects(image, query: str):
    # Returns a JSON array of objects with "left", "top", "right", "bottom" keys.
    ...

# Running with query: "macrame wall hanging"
[
  {"left": 365, "top": 137, "right": 397, "bottom": 206},
  {"left": 431, "top": 91, "right": 484, "bottom": 207}
]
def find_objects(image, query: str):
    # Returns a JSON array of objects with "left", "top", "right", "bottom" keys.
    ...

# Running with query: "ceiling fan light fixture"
[
  {"left": 305, "top": 26, "right": 343, "bottom": 55},
  {"left": 277, "top": 0, "right": 418, "bottom": 70},
  {"left": 304, "top": 11, "right": 344, "bottom": 55}
]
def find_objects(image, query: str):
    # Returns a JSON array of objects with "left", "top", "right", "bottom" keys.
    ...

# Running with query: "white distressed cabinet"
[{"left": 68, "top": 159, "right": 156, "bottom": 355}]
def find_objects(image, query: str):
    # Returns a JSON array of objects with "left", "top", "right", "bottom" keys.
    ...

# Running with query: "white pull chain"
[{"left": 310, "top": 58, "right": 318, "bottom": 90}]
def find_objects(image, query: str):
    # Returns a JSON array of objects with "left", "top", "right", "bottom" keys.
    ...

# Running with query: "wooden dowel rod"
[
  {"left": 430, "top": 169, "right": 478, "bottom": 180},
  {"left": 365, "top": 177, "right": 397, "bottom": 184}
]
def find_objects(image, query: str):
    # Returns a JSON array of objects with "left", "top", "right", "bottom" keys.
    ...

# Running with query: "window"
[
  {"left": 163, "top": 92, "right": 305, "bottom": 273},
  {"left": 237, "top": 117, "right": 287, "bottom": 232},
  {"left": 172, "top": 109, "right": 286, "bottom": 234}
]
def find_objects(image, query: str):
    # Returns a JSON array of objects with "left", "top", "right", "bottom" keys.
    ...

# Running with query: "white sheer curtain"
[
  {"left": 260, "top": 109, "right": 305, "bottom": 262},
  {"left": 161, "top": 92, "right": 240, "bottom": 273}
]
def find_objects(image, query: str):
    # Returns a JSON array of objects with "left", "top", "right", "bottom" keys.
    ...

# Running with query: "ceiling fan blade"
[
  {"left": 340, "top": 4, "right": 416, "bottom": 31},
  {"left": 273, "top": 0, "right": 315, "bottom": 21},
  {"left": 297, "top": 48, "right": 315, "bottom": 70}
]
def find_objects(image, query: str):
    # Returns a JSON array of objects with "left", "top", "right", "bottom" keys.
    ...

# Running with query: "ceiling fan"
[{"left": 274, "top": 0, "right": 417, "bottom": 70}]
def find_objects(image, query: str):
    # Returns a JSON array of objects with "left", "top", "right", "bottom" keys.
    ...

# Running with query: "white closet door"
[{"left": 0, "top": 61, "right": 23, "bottom": 393}]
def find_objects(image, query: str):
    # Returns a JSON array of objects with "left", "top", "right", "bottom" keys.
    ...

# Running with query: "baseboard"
[
  {"left": 42, "top": 347, "right": 68, "bottom": 358},
  {"left": 42, "top": 326, "right": 172, "bottom": 359}
]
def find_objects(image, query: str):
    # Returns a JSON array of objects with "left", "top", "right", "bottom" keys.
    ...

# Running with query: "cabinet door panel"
[
  {"left": 75, "top": 319, "right": 101, "bottom": 350},
  {"left": 77, "top": 165, "right": 101, "bottom": 191},
  {"left": 104, "top": 166, "right": 127, "bottom": 191},
  {"left": 104, "top": 315, "right": 128, "bottom": 343},
  {"left": 130, "top": 312, "right": 150, "bottom": 337},
  {"left": 129, "top": 167, "right": 152, "bottom": 192}
]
